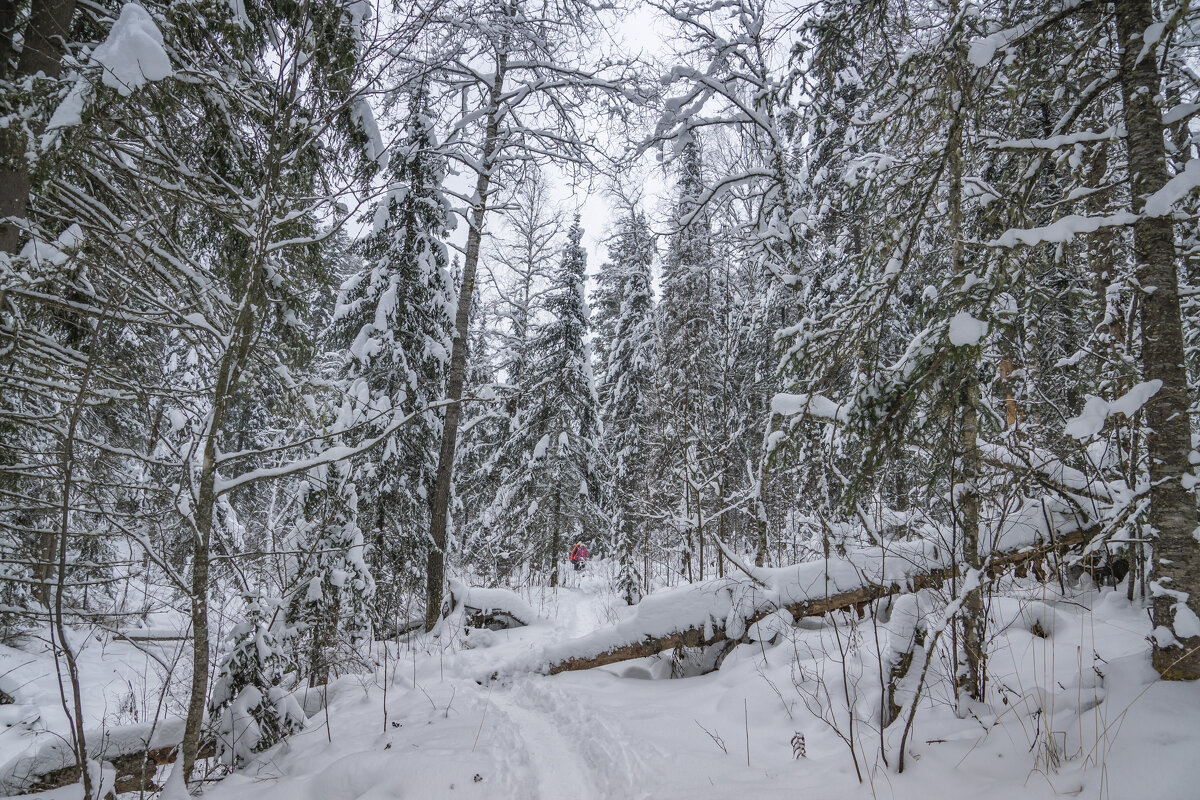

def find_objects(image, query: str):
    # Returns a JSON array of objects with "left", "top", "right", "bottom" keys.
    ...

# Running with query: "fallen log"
[
  {"left": 546, "top": 521, "right": 1095, "bottom": 676},
  {"left": 447, "top": 579, "right": 541, "bottom": 630},
  {"left": 377, "top": 615, "right": 425, "bottom": 639},
  {"left": 0, "top": 717, "right": 216, "bottom": 796},
  {"left": 20, "top": 738, "right": 217, "bottom": 796}
]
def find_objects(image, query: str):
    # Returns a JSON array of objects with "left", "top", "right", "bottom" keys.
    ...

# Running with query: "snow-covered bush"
[
  {"left": 286, "top": 465, "right": 375, "bottom": 685},
  {"left": 209, "top": 591, "right": 305, "bottom": 768}
]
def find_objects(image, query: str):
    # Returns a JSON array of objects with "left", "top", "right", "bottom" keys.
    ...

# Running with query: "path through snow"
[
  {"left": 491, "top": 677, "right": 653, "bottom": 800},
  {"left": 5, "top": 564, "right": 1200, "bottom": 800}
]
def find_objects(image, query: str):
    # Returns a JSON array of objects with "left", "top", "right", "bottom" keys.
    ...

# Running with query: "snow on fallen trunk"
[
  {"left": 533, "top": 539, "right": 943, "bottom": 673},
  {"left": 0, "top": 718, "right": 184, "bottom": 794},
  {"left": 519, "top": 497, "right": 1095, "bottom": 677},
  {"left": 447, "top": 579, "right": 542, "bottom": 628}
]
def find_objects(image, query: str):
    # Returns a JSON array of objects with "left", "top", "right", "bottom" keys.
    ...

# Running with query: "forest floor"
[{"left": 2, "top": 563, "right": 1199, "bottom": 799}]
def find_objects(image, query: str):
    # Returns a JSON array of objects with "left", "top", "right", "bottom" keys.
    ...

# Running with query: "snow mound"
[
  {"left": 448, "top": 579, "right": 542, "bottom": 627},
  {"left": 92, "top": 4, "right": 172, "bottom": 97}
]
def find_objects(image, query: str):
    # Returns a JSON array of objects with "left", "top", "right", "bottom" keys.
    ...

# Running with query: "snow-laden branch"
[
  {"left": 987, "top": 213, "right": 1139, "bottom": 248},
  {"left": 214, "top": 400, "right": 455, "bottom": 495},
  {"left": 768, "top": 392, "right": 1116, "bottom": 505}
]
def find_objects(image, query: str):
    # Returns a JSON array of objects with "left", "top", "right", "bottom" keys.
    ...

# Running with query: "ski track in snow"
[
  {"left": 482, "top": 575, "right": 652, "bottom": 799},
  {"left": 492, "top": 677, "right": 652, "bottom": 800}
]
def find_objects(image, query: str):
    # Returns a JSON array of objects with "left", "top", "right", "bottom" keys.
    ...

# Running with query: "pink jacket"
[{"left": 570, "top": 544, "right": 590, "bottom": 562}]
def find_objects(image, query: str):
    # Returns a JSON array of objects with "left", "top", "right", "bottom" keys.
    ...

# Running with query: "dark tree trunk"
[
  {"left": 1115, "top": 0, "right": 1200, "bottom": 680},
  {"left": 6, "top": 0, "right": 79, "bottom": 600},
  {"left": 550, "top": 490, "right": 561, "bottom": 588},
  {"left": 0, "top": 0, "right": 77, "bottom": 254},
  {"left": 425, "top": 57, "right": 507, "bottom": 632}
]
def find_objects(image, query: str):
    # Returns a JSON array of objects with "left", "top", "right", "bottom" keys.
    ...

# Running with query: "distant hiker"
[{"left": 570, "top": 542, "right": 590, "bottom": 571}]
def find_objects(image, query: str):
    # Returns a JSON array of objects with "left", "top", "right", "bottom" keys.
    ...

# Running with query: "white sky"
[{"left": 444, "top": 1, "right": 673, "bottom": 289}]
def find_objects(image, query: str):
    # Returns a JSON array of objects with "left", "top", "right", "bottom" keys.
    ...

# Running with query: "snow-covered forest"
[{"left": 2, "top": 0, "right": 1200, "bottom": 797}]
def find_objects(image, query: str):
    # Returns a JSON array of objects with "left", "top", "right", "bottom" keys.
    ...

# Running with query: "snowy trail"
[
  {"left": 491, "top": 677, "right": 653, "bottom": 800},
  {"left": 492, "top": 686, "right": 596, "bottom": 799},
  {"left": 527, "top": 572, "right": 615, "bottom": 640}
]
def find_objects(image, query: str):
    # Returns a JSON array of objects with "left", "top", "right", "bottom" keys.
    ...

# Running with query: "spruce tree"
[
  {"left": 486, "top": 215, "right": 599, "bottom": 586},
  {"left": 332, "top": 81, "right": 453, "bottom": 629},
  {"left": 287, "top": 462, "right": 375, "bottom": 686},
  {"left": 658, "top": 137, "right": 720, "bottom": 581},
  {"left": 209, "top": 591, "right": 306, "bottom": 768},
  {"left": 597, "top": 209, "right": 656, "bottom": 603}
]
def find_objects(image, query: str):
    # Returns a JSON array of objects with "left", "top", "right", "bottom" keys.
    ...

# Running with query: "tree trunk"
[
  {"left": 550, "top": 490, "right": 561, "bottom": 588},
  {"left": 308, "top": 611, "right": 332, "bottom": 688},
  {"left": 754, "top": 414, "right": 775, "bottom": 567},
  {"left": 425, "top": 57, "right": 507, "bottom": 631},
  {"left": 0, "top": 0, "right": 77, "bottom": 254},
  {"left": 957, "top": 381, "right": 986, "bottom": 702},
  {"left": 1115, "top": 0, "right": 1200, "bottom": 680},
  {"left": 179, "top": 293, "right": 258, "bottom": 782},
  {"left": 945, "top": 7, "right": 986, "bottom": 703},
  {"left": 997, "top": 356, "right": 1020, "bottom": 429},
  {"left": 7, "top": 0, "right": 79, "bottom": 597},
  {"left": 47, "top": 303, "right": 110, "bottom": 800},
  {"left": 716, "top": 479, "right": 725, "bottom": 578},
  {"left": 682, "top": 475, "right": 694, "bottom": 582},
  {"left": 620, "top": 512, "right": 639, "bottom": 604}
]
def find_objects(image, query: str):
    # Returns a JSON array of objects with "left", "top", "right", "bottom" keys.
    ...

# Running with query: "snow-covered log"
[
  {"left": 543, "top": 510, "right": 1096, "bottom": 676},
  {"left": 112, "top": 627, "right": 191, "bottom": 643},
  {"left": 1, "top": 718, "right": 213, "bottom": 795},
  {"left": 447, "top": 579, "right": 542, "bottom": 630}
]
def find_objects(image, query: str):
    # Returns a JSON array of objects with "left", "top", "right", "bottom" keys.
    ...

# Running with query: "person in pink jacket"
[{"left": 569, "top": 542, "right": 590, "bottom": 571}]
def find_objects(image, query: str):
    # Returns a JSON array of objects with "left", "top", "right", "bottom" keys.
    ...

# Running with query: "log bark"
[
  {"left": 546, "top": 526, "right": 1094, "bottom": 675},
  {"left": 16, "top": 737, "right": 216, "bottom": 796},
  {"left": 1114, "top": 0, "right": 1200, "bottom": 680}
]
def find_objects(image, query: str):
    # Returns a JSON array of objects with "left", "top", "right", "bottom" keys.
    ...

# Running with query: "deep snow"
[{"left": 3, "top": 562, "right": 1199, "bottom": 799}]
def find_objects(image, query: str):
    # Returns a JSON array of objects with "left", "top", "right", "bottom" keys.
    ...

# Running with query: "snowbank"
[
  {"left": 448, "top": 579, "right": 542, "bottom": 627},
  {"left": 192, "top": 572, "right": 1200, "bottom": 800}
]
